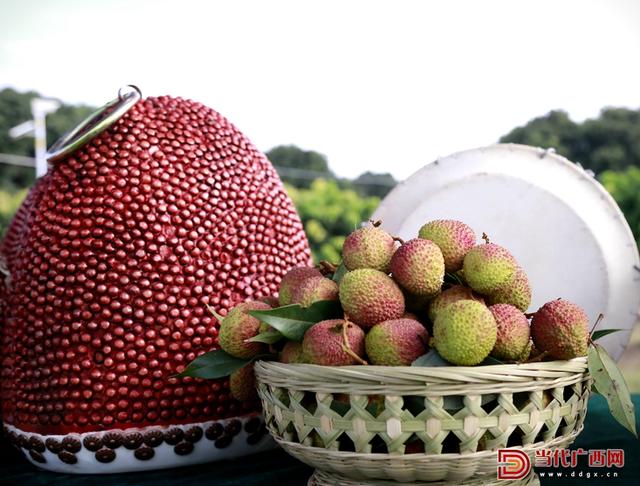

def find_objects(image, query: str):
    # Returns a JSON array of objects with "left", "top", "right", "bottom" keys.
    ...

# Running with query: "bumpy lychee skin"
[
  {"left": 292, "top": 276, "right": 339, "bottom": 307},
  {"left": 279, "top": 341, "right": 306, "bottom": 364},
  {"left": 462, "top": 243, "right": 517, "bottom": 294},
  {"left": 342, "top": 225, "right": 396, "bottom": 272},
  {"left": 531, "top": 299, "right": 589, "bottom": 359},
  {"left": 418, "top": 220, "right": 476, "bottom": 272},
  {"left": 365, "top": 319, "right": 428, "bottom": 366},
  {"left": 279, "top": 266, "right": 323, "bottom": 306},
  {"left": 433, "top": 300, "right": 497, "bottom": 365},
  {"left": 0, "top": 95, "right": 312, "bottom": 436},
  {"left": 390, "top": 239, "right": 445, "bottom": 296},
  {"left": 487, "top": 266, "right": 532, "bottom": 312},
  {"left": 427, "top": 285, "right": 484, "bottom": 323},
  {"left": 229, "top": 364, "right": 258, "bottom": 402},
  {"left": 489, "top": 304, "right": 531, "bottom": 361},
  {"left": 339, "top": 269, "right": 405, "bottom": 328},
  {"left": 218, "top": 301, "right": 272, "bottom": 359},
  {"left": 302, "top": 319, "right": 365, "bottom": 366}
]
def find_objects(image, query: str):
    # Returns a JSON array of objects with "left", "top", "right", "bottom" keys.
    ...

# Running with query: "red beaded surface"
[{"left": 0, "top": 96, "right": 311, "bottom": 434}]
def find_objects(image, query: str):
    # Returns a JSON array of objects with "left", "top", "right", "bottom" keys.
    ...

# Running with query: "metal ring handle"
[{"left": 47, "top": 85, "right": 142, "bottom": 163}]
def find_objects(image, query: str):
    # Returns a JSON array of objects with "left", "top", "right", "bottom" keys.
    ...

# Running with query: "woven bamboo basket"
[{"left": 254, "top": 358, "right": 590, "bottom": 484}]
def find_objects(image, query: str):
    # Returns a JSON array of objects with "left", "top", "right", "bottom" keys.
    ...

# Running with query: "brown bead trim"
[{"left": 4, "top": 415, "right": 266, "bottom": 466}]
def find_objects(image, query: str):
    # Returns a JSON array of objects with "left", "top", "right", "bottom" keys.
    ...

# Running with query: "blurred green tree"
[
  {"left": 266, "top": 145, "right": 334, "bottom": 188},
  {"left": 285, "top": 179, "right": 380, "bottom": 263},
  {"left": 600, "top": 167, "right": 640, "bottom": 247},
  {"left": 0, "top": 87, "right": 93, "bottom": 189},
  {"left": 352, "top": 171, "right": 396, "bottom": 198},
  {"left": 500, "top": 107, "right": 640, "bottom": 174}
]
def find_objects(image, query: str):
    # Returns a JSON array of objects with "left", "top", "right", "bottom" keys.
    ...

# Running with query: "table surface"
[{"left": 1, "top": 394, "right": 638, "bottom": 485}]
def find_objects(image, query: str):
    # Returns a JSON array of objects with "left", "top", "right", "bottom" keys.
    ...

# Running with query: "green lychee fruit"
[
  {"left": 530, "top": 299, "right": 589, "bottom": 359},
  {"left": 486, "top": 266, "right": 532, "bottom": 312},
  {"left": 218, "top": 300, "right": 271, "bottom": 358},
  {"left": 427, "top": 285, "right": 484, "bottom": 323},
  {"left": 365, "top": 318, "right": 429, "bottom": 366},
  {"left": 229, "top": 363, "right": 258, "bottom": 402},
  {"left": 339, "top": 269, "right": 405, "bottom": 328},
  {"left": 418, "top": 219, "right": 476, "bottom": 272},
  {"left": 279, "top": 266, "right": 322, "bottom": 306},
  {"left": 280, "top": 341, "right": 306, "bottom": 363},
  {"left": 462, "top": 243, "right": 517, "bottom": 294},
  {"left": 302, "top": 319, "right": 365, "bottom": 365},
  {"left": 489, "top": 304, "right": 531, "bottom": 361},
  {"left": 433, "top": 300, "right": 497, "bottom": 365},
  {"left": 390, "top": 239, "right": 445, "bottom": 296},
  {"left": 342, "top": 224, "right": 396, "bottom": 272},
  {"left": 292, "top": 275, "right": 339, "bottom": 307}
]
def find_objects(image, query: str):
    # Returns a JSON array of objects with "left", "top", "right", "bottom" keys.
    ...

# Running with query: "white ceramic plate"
[{"left": 373, "top": 143, "right": 640, "bottom": 361}]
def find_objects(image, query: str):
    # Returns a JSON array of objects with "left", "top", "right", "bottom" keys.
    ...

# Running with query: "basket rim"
[{"left": 256, "top": 357, "right": 587, "bottom": 374}]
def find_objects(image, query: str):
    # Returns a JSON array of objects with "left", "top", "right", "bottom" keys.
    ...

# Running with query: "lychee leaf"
[
  {"left": 248, "top": 300, "right": 343, "bottom": 342},
  {"left": 588, "top": 343, "right": 637, "bottom": 437},
  {"left": 247, "top": 330, "right": 284, "bottom": 344},
  {"left": 590, "top": 329, "right": 622, "bottom": 341},
  {"left": 411, "top": 349, "right": 450, "bottom": 367},
  {"left": 332, "top": 262, "right": 348, "bottom": 283},
  {"left": 178, "top": 349, "right": 252, "bottom": 379}
]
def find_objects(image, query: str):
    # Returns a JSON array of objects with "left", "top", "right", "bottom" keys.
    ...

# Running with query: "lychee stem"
[
  {"left": 392, "top": 236, "right": 405, "bottom": 245},
  {"left": 522, "top": 350, "right": 549, "bottom": 364},
  {"left": 205, "top": 303, "right": 225, "bottom": 323},
  {"left": 588, "top": 313, "right": 605, "bottom": 343},
  {"left": 317, "top": 260, "right": 338, "bottom": 275},
  {"left": 524, "top": 312, "right": 535, "bottom": 319},
  {"left": 341, "top": 317, "right": 368, "bottom": 365},
  {"left": 482, "top": 232, "right": 491, "bottom": 244},
  {"left": 369, "top": 219, "right": 382, "bottom": 228}
]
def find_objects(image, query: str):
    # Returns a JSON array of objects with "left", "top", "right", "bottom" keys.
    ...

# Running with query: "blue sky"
[{"left": 1, "top": 0, "right": 639, "bottom": 179}]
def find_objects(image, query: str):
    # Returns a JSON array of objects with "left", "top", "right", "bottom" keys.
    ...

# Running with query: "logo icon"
[{"left": 497, "top": 449, "right": 531, "bottom": 480}]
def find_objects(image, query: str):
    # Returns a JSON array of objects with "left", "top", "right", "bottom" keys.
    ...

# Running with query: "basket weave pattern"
[{"left": 255, "top": 358, "right": 590, "bottom": 483}]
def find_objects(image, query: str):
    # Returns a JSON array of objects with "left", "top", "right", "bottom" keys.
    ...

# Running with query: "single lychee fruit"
[
  {"left": 218, "top": 301, "right": 272, "bottom": 359},
  {"left": 339, "top": 269, "right": 405, "bottom": 328},
  {"left": 365, "top": 319, "right": 429, "bottom": 366},
  {"left": 418, "top": 220, "right": 476, "bottom": 272},
  {"left": 342, "top": 223, "right": 396, "bottom": 272},
  {"left": 530, "top": 299, "right": 589, "bottom": 359},
  {"left": 279, "top": 266, "right": 323, "bottom": 306},
  {"left": 292, "top": 275, "right": 339, "bottom": 307},
  {"left": 486, "top": 266, "right": 532, "bottom": 312},
  {"left": 390, "top": 239, "right": 445, "bottom": 296},
  {"left": 489, "top": 304, "right": 531, "bottom": 361},
  {"left": 433, "top": 300, "right": 497, "bottom": 365},
  {"left": 302, "top": 319, "right": 366, "bottom": 365},
  {"left": 229, "top": 364, "right": 258, "bottom": 402},
  {"left": 427, "top": 285, "right": 484, "bottom": 323},
  {"left": 280, "top": 341, "right": 306, "bottom": 363},
  {"left": 462, "top": 243, "right": 517, "bottom": 294}
]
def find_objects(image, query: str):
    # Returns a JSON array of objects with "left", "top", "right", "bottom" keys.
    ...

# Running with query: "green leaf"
[
  {"left": 178, "top": 349, "right": 251, "bottom": 379},
  {"left": 444, "top": 272, "right": 464, "bottom": 286},
  {"left": 591, "top": 329, "right": 623, "bottom": 341},
  {"left": 247, "top": 330, "right": 284, "bottom": 344},
  {"left": 411, "top": 349, "right": 450, "bottom": 367},
  {"left": 332, "top": 262, "right": 348, "bottom": 283},
  {"left": 588, "top": 343, "right": 637, "bottom": 437},
  {"left": 249, "top": 299, "right": 342, "bottom": 341}
]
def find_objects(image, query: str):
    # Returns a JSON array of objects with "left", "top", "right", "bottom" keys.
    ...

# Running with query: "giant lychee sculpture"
[{"left": 0, "top": 94, "right": 311, "bottom": 471}]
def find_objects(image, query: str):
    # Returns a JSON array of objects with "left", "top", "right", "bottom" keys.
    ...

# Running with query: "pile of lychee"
[{"left": 216, "top": 219, "right": 591, "bottom": 399}]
